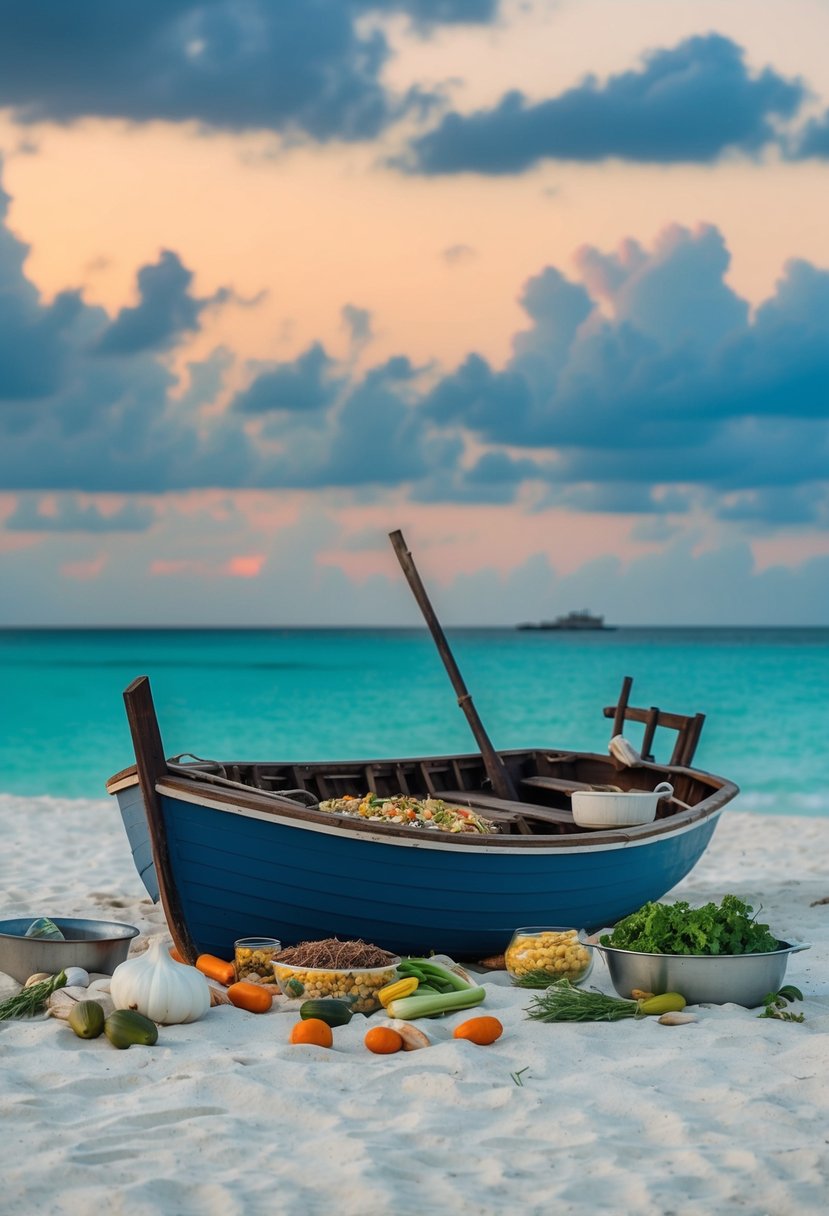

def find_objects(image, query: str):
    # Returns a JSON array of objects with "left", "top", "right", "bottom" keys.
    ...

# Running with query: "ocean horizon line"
[{"left": 1, "top": 623, "right": 827, "bottom": 633}]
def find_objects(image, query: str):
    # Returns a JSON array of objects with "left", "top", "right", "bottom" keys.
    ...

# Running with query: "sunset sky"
[{"left": 1, "top": 0, "right": 828, "bottom": 625}]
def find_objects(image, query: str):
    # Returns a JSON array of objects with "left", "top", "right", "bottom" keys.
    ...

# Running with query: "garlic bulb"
[{"left": 110, "top": 937, "right": 210, "bottom": 1024}]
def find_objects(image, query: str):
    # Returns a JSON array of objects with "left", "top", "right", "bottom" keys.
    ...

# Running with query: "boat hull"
[{"left": 114, "top": 782, "right": 722, "bottom": 958}]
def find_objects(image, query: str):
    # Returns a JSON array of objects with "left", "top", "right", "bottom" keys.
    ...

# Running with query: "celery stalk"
[{"left": 386, "top": 985, "right": 486, "bottom": 1020}]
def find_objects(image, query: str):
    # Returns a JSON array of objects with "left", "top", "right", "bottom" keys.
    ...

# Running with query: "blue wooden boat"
[{"left": 106, "top": 674, "right": 738, "bottom": 962}]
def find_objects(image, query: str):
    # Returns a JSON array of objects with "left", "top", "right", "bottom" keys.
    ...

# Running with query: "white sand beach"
[{"left": 1, "top": 796, "right": 828, "bottom": 1216}]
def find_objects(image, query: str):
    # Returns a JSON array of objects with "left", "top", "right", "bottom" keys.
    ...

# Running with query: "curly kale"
[{"left": 600, "top": 894, "right": 779, "bottom": 956}]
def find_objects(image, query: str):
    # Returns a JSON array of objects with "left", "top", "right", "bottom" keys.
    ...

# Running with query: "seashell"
[
  {"left": 478, "top": 954, "right": 506, "bottom": 970},
  {"left": 609, "top": 735, "right": 642, "bottom": 767},
  {"left": 47, "top": 987, "right": 115, "bottom": 1020},
  {"left": 207, "top": 982, "right": 232, "bottom": 1007},
  {"left": 388, "top": 1019, "right": 431, "bottom": 1050}
]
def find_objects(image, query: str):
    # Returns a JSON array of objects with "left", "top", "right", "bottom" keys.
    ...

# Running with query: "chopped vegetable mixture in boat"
[{"left": 317, "top": 793, "right": 496, "bottom": 834}]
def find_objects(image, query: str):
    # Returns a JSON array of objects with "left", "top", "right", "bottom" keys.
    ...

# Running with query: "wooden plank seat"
[
  {"left": 521, "top": 773, "right": 691, "bottom": 816},
  {"left": 520, "top": 775, "right": 619, "bottom": 796},
  {"left": 433, "top": 789, "right": 576, "bottom": 831}
]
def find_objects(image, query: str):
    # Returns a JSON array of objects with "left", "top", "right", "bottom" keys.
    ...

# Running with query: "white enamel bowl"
[{"left": 571, "top": 781, "right": 674, "bottom": 829}]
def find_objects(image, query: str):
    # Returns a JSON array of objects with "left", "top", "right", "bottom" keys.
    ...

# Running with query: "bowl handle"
[
  {"left": 653, "top": 782, "right": 674, "bottom": 798},
  {"left": 787, "top": 942, "right": 811, "bottom": 953}
]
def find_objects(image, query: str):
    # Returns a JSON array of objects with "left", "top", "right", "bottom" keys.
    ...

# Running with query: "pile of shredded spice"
[
  {"left": 317, "top": 793, "right": 497, "bottom": 834},
  {"left": 273, "top": 938, "right": 398, "bottom": 968}
]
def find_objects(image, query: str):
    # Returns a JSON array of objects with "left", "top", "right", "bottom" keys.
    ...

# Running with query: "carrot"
[
  {"left": 290, "top": 1018, "right": 333, "bottom": 1047},
  {"left": 196, "top": 954, "right": 236, "bottom": 986},
  {"left": 453, "top": 1016, "right": 504, "bottom": 1045},
  {"left": 227, "top": 982, "right": 273, "bottom": 1014},
  {"left": 169, "top": 947, "right": 185, "bottom": 964},
  {"left": 364, "top": 1026, "right": 403, "bottom": 1055}
]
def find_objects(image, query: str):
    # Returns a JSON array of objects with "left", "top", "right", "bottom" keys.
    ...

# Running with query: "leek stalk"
[
  {"left": 397, "top": 958, "right": 474, "bottom": 993},
  {"left": 386, "top": 985, "right": 486, "bottom": 1020}
]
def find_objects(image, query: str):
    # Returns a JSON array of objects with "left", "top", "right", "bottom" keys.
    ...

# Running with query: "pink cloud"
[
  {"left": 60, "top": 555, "right": 107, "bottom": 580},
  {"left": 149, "top": 554, "right": 264, "bottom": 578},
  {"left": 149, "top": 559, "right": 207, "bottom": 576},
  {"left": 223, "top": 554, "right": 265, "bottom": 577}
]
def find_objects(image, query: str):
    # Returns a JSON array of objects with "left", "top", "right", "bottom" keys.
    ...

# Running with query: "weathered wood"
[
  {"left": 611, "top": 675, "right": 633, "bottom": 737},
  {"left": 389, "top": 529, "right": 518, "bottom": 801},
  {"left": 605, "top": 677, "right": 706, "bottom": 768},
  {"left": 640, "top": 706, "right": 659, "bottom": 762},
  {"left": 434, "top": 788, "right": 576, "bottom": 829},
  {"left": 520, "top": 775, "right": 621, "bottom": 796},
  {"left": 123, "top": 676, "right": 199, "bottom": 965}
]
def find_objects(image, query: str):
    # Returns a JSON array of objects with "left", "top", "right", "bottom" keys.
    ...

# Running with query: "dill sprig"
[
  {"left": 525, "top": 977, "right": 640, "bottom": 1022},
  {"left": 0, "top": 971, "right": 67, "bottom": 1021}
]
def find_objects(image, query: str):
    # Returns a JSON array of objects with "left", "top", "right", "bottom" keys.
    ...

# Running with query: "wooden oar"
[{"left": 389, "top": 529, "right": 518, "bottom": 801}]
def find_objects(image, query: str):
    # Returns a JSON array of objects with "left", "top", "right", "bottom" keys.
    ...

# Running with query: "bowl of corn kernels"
[
  {"left": 505, "top": 926, "right": 593, "bottom": 987},
  {"left": 272, "top": 959, "right": 400, "bottom": 1013}
]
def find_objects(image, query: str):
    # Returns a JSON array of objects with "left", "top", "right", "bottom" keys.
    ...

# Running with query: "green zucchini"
[
  {"left": 104, "top": 1009, "right": 159, "bottom": 1049},
  {"left": 68, "top": 1000, "right": 106, "bottom": 1040},
  {"left": 299, "top": 999, "right": 353, "bottom": 1028}
]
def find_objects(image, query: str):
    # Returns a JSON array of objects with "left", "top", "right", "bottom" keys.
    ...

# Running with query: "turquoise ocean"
[{"left": 1, "top": 627, "right": 827, "bottom": 815}]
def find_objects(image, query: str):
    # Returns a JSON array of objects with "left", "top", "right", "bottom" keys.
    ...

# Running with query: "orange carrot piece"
[
  {"left": 227, "top": 982, "right": 273, "bottom": 1014},
  {"left": 196, "top": 954, "right": 236, "bottom": 986},
  {"left": 169, "top": 947, "right": 186, "bottom": 964}
]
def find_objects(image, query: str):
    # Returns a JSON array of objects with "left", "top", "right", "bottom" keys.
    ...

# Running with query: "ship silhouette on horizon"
[{"left": 516, "top": 609, "right": 616, "bottom": 632}]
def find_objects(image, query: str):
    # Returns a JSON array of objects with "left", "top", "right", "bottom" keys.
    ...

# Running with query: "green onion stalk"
[
  {"left": 0, "top": 971, "right": 67, "bottom": 1021},
  {"left": 525, "top": 978, "right": 686, "bottom": 1022}
]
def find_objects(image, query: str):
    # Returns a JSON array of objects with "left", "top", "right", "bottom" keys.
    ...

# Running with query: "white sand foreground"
[{"left": 1, "top": 795, "right": 828, "bottom": 1216}]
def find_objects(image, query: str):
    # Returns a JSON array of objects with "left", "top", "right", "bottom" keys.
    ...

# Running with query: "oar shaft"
[{"left": 389, "top": 530, "right": 517, "bottom": 801}]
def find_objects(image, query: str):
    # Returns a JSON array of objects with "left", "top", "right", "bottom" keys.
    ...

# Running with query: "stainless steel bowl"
[
  {"left": 592, "top": 939, "right": 810, "bottom": 1008},
  {"left": 0, "top": 917, "right": 140, "bottom": 983}
]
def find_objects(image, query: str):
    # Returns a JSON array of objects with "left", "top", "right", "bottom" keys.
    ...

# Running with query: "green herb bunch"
[
  {"left": 758, "top": 986, "right": 805, "bottom": 1022},
  {"left": 0, "top": 970, "right": 67, "bottom": 1020},
  {"left": 600, "top": 894, "right": 779, "bottom": 956}
]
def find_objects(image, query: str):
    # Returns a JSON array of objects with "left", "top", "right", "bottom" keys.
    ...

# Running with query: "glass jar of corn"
[{"left": 505, "top": 927, "right": 593, "bottom": 987}]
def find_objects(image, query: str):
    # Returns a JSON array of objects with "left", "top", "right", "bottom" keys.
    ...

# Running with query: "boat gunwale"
[
  {"left": 144, "top": 755, "right": 737, "bottom": 849},
  {"left": 154, "top": 772, "right": 733, "bottom": 852}
]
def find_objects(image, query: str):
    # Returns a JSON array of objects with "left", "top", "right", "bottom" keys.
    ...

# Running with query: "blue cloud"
[
  {"left": 341, "top": 303, "right": 374, "bottom": 348},
  {"left": 253, "top": 356, "right": 460, "bottom": 488},
  {"left": 0, "top": 160, "right": 827, "bottom": 529},
  {"left": 95, "top": 250, "right": 216, "bottom": 355},
  {"left": 233, "top": 344, "right": 343, "bottom": 414},
  {"left": 0, "top": 2, "right": 501, "bottom": 142},
  {"left": 6, "top": 495, "right": 155, "bottom": 532},
  {"left": 0, "top": 180, "right": 85, "bottom": 399},
  {"left": 402, "top": 35, "right": 804, "bottom": 173},
  {"left": 790, "top": 108, "right": 829, "bottom": 157}
]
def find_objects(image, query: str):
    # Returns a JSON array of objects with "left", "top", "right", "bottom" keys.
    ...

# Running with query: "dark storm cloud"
[
  {"left": 401, "top": 35, "right": 805, "bottom": 173},
  {"left": 0, "top": 1, "right": 501, "bottom": 142}
]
